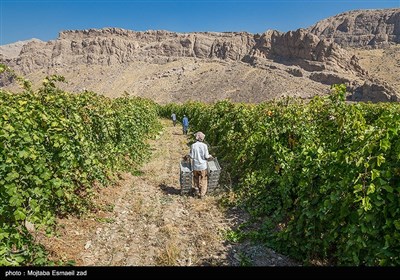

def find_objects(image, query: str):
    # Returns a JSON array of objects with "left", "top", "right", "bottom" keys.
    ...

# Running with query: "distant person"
[
  {"left": 188, "top": 131, "right": 213, "bottom": 198},
  {"left": 171, "top": 113, "right": 177, "bottom": 127},
  {"left": 182, "top": 115, "right": 189, "bottom": 135}
]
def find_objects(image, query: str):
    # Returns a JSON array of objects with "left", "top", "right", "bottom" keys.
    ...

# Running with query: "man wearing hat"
[{"left": 189, "top": 131, "right": 213, "bottom": 198}]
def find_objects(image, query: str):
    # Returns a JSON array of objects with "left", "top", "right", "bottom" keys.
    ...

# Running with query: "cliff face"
[
  {"left": 250, "top": 29, "right": 365, "bottom": 75},
  {"left": 307, "top": 8, "right": 400, "bottom": 47},
  {"left": 13, "top": 28, "right": 255, "bottom": 72},
  {"left": 1, "top": 9, "right": 399, "bottom": 103}
]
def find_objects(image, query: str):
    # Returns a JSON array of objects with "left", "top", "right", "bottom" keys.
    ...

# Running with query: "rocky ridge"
[{"left": 307, "top": 8, "right": 400, "bottom": 48}]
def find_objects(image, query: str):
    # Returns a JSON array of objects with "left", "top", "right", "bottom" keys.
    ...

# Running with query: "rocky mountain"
[
  {"left": 307, "top": 8, "right": 400, "bottom": 48},
  {"left": 1, "top": 8, "right": 399, "bottom": 103},
  {"left": 0, "top": 38, "right": 43, "bottom": 59}
]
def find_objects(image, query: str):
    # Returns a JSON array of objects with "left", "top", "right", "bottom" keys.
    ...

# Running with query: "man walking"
[
  {"left": 171, "top": 113, "right": 177, "bottom": 126},
  {"left": 189, "top": 131, "right": 212, "bottom": 198},
  {"left": 182, "top": 115, "right": 189, "bottom": 135}
]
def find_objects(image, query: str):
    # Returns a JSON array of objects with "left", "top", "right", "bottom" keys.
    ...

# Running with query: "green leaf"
[
  {"left": 377, "top": 177, "right": 387, "bottom": 186},
  {"left": 24, "top": 165, "right": 33, "bottom": 174},
  {"left": 18, "top": 150, "right": 29, "bottom": 159},
  {"left": 382, "top": 185, "right": 394, "bottom": 193},
  {"left": 356, "top": 157, "right": 363, "bottom": 167},
  {"left": 367, "top": 183, "right": 375, "bottom": 195},
  {"left": 379, "top": 138, "right": 390, "bottom": 151},
  {"left": 394, "top": 220, "right": 400, "bottom": 230},
  {"left": 0, "top": 232, "right": 10, "bottom": 241},
  {"left": 56, "top": 189, "right": 63, "bottom": 197},
  {"left": 374, "top": 199, "right": 384, "bottom": 207},
  {"left": 353, "top": 184, "right": 363, "bottom": 193},
  {"left": 5, "top": 171, "right": 19, "bottom": 182},
  {"left": 371, "top": 169, "right": 380, "bottom": 181},
  {"left": 14, "top": 209, "right": 26, "bottom": 221},
  {"left": 362, "top": 197, "right": 372, "bottom": 211},
  {"left": 9, "top": 195, "right": 22, "bottom": 207},
  {"left": 3, "top": 124, "right": 14, "bottom": 132},
  {"left": 51, "top": 178, "right": 63, "bottom": 188},
  {"left": 33, "top": 176, "right": 43, "bottom": 185},
  {"left": 377, "top": 154, "right": 385, "bottom": 167},
  {"left": 40, "top": 171, "right": 52, "bottom": 181}
]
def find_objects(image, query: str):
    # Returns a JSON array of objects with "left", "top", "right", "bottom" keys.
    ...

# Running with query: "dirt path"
[{"left": 42, "top": 119, "right": 298, "bottom": 266}]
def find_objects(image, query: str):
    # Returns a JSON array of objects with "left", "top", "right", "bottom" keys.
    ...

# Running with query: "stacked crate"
[
  {"left": 180, "top": 158, "right": 222, "bottom": 195},
  {"left": 207, "top": 158, "right": 221, "bottom": 193},
  {"left": 179, "top": 159, "right": 192, "bottom": 195}
]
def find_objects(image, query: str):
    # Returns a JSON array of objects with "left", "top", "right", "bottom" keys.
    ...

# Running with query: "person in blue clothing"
[{"left": 182, "top": 115, "right": 189, "bottom": 135}]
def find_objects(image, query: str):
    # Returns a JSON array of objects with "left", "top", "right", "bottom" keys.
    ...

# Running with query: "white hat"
[{"left": 195, "top": 131, "right": 205, "bottom": 141}]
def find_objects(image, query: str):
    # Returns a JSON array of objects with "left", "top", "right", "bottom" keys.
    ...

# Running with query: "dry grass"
[
  {"left": 155, "top": 241, "right": 181, "bottom": 266},
  {"left": 159, "top": 223, "right": 179, "bottom": 239},
  {"left": 130, "top": 194, "right": 144, "bottom": 214}
]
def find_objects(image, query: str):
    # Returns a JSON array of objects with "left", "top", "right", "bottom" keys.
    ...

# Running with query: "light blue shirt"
[
  {"left": 190, "top": 141, "right": 211, "bottom": 171},
  {"left": 182, "top": 116, "right": 189, "bottom": 127}
]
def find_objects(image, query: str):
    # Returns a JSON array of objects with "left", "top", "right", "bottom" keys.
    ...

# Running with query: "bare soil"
[{"left": 39, "top": 119, "right": 299, "bottom": 266}]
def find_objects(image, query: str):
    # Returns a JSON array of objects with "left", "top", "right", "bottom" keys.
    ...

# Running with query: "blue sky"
[{"left": 1, "top": 0, "right": 399, "bottom": 45}]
